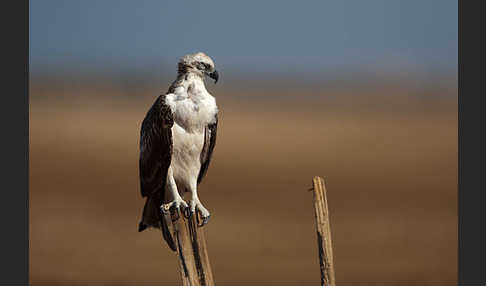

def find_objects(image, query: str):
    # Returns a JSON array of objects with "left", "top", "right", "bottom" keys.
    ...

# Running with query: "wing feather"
[
  {"left": 197, "top": 115, "right": 218, "bottom": 184},
  {"left": 139, "top": 95, "right": 173, "bottom": 198}
]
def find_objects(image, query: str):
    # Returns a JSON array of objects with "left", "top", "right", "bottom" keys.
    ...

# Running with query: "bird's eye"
[{"left": 197, "top": 62, "right": 208, "bottom": 70}]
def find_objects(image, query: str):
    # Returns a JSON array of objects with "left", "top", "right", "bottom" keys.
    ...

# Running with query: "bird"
[{"left": 138, "top": 52, "right": 219, "bottom": 251}]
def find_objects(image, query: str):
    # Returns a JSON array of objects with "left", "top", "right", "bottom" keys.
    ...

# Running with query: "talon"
[
  {"left": 180, "top": 200, "right": 188, "bottom": 209},
  {"left": 183, "top": 207, "right": 191, "bottom": 219},
  {"left": 160, "top": 198, "right": 188, "bottom": 218},
  {"left": 199, "top": 215, "right": 210, "bottom": 227},
  {"left": 189, "top": 198, "right": 211, "bottom": 226}
]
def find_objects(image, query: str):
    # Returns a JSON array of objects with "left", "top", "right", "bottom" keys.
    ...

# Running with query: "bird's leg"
[
  {"left": 161, "top": 168, "right": 188, "bottom": 214},
  {"left": 188, "top": 181, "right": 211, "bottom": 226}
]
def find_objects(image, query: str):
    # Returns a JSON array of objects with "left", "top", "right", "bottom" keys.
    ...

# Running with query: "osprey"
[{"left": 138, "top": 52, "right": 219, "bottom": 251}]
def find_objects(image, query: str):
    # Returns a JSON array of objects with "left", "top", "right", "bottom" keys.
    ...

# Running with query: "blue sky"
[{"left": 30, "top": 0, "right": 457, "bottom": 76}]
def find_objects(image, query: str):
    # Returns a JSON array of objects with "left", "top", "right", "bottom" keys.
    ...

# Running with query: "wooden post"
[
  {"left": 166, "top": 211, "right": 215, "bottom": 286},
  {"left": 311, "top": 176, "right": 336, "bottom": 286}
]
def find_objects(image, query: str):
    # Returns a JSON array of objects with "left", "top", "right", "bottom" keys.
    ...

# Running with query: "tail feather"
[{"left": 139, "top": 196, "right": 177, "bottom": 251}]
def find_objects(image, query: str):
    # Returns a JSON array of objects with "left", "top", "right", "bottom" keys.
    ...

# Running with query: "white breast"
[
  {"left": 170, "top": 122, "right": 204, "bottom": 189},
  {"left": 165, "top": 85, "right": 218, "bottom": 132},
  {"left": 164, "top": 79, "right": 218, "bottom": 190}
]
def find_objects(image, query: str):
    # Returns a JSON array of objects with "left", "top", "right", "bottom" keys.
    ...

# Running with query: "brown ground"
[{"left": 30, "top": 93, "right": 457, "bottom": 286}]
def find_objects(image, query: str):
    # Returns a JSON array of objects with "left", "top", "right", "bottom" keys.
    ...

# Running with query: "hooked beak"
[{"left": 209, "top": 70, "right": 219, "bottom": 84}]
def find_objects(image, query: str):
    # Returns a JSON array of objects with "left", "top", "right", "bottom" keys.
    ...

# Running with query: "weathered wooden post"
[
  {"left": 166, "top": 211, "right": 215, "bottom": 286},
  {"left": 310, "top": 176, "right": 337, "bottom": 286}
]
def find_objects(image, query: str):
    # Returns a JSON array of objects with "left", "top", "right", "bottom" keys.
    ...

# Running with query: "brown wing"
[
  {"left": 197, "top": 115, "right": 218, "bottom": 184},
  {"left": 139, "top": 95, "right": 174, "bottom": 198}
]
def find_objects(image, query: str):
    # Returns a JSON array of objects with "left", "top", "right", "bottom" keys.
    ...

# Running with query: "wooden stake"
[
  {"left": 311, "top": 176, "right": 336, "bottom": 286},
  {"left": 167, "top": 211, "right": 215, "bottom": 286}
]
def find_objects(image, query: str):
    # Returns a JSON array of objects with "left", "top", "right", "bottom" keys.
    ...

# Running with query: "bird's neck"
[{"left": 173, "top": 72, "right": 208, "bottom": 97}]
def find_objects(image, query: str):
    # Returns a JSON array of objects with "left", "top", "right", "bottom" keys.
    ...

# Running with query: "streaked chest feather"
[
  {"left": 165, "top": 91, "right": 216, "bottom": 156},
  {"left": 170, "top": 123, "right": 205, "bottom": 187},
  {"left": 164, "top": 81, "right": 218, "bottom": 184},
  {"left": 165, "top": 84, "right": 218, "bottom": 133},
  {"left": 171, "top": 123, "right": 205, "bottom": 158}
]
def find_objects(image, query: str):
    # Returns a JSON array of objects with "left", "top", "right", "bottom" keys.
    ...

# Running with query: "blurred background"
[{"left": 30, "top": 1, "right": 457, "bottom": 285}]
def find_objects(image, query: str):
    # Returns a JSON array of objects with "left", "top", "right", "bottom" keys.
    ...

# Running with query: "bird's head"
[{"left": 178, "top": 52, "right": 219, "bottom": 83}]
